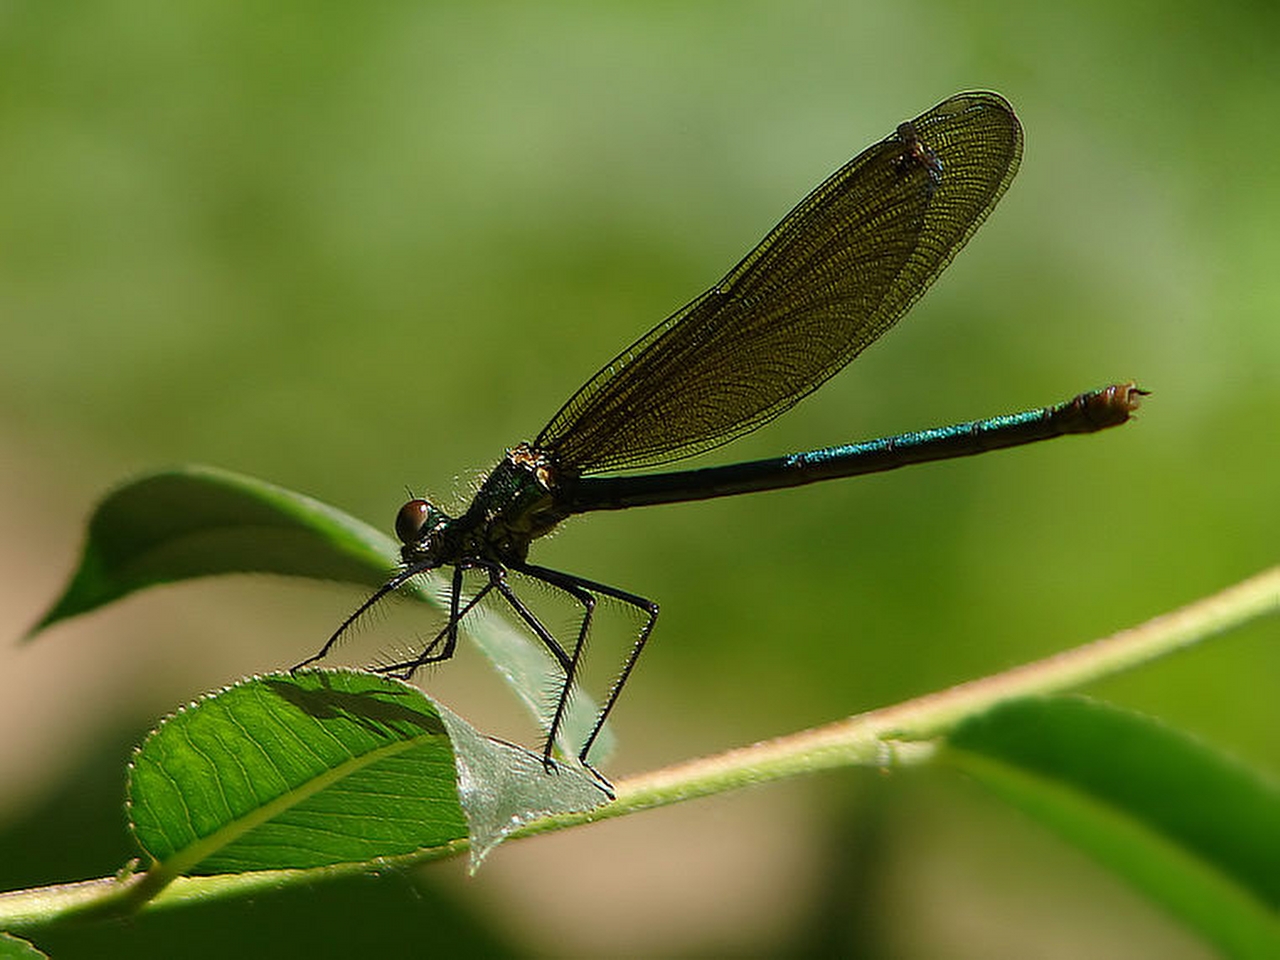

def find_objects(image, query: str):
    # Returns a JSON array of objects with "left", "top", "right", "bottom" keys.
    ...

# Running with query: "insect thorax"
[{"left": 449, "top": 444, "right": 570, "bottom": 564}]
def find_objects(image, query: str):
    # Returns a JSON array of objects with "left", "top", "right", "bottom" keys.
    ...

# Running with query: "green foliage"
[
  {"left": 6, "top": 467, "right": 1278, "bottom": 960},
  {"left": 29, "top": 466, "right": 395, "bottom": 633},
  {"left": 3, "top": 6, "right": 1279, "bottom": 953},
  {"left": 129, "top": 670, "right": 607, "bottom": 878},
  {"left": 0, "top": 933, "right": 46, "bottom": 960},
  {"left": 946, "top": 698, "right": 1280, "bottom": 958},
  {"left": 128, "top": 670, "right": 467, "bottom": 874}
]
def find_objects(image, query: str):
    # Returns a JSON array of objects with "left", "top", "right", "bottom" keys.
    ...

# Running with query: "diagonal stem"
[{"left": 1, "top": 565, "right": 1275, "bottom": 929}]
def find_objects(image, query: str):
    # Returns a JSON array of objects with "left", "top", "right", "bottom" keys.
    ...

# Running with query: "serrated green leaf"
[
  {"left": 129, "top": 670, "right": 468, "bottom": 874},
  {"left": 0, "top": 933, "right": 47, "bottom": 960},
  {"left": 944, "top": 696, "right": 1280, "bottom": 959},
  {"left": 31, "top": 464, "right": 613, "bottom": 760},
  {"left": 128, "top": 671, "right": 611, "bottom": 878}
]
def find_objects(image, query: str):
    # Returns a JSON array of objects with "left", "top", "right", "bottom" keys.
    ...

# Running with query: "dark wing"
[{"left": 535, "top": 91, "right": 1023, "bottom": 475}]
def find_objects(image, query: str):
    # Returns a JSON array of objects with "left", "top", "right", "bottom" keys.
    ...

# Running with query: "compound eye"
[{"left": 395, "top": 499, "right": 433, "bottom": 545}]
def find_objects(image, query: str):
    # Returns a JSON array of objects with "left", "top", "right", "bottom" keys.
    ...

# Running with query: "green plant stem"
[
  {"left": 2, "top": 564, "right": 1276, "bottom": 930},
  {"left": 527, "top": 563, "right": 1280, "bottom": 831}
]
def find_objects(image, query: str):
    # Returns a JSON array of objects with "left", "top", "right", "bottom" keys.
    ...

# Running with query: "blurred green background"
[{"left": 1, "top": 2, "right": 1276, "bottom": 957}]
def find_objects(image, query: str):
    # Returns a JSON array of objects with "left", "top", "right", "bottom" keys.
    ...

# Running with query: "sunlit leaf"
[
  {"left": 0, "top": 933, "right": 47, "bottom": 960},
  {"left": 128, "top": 670, "right": 609, "bottom": 875}
]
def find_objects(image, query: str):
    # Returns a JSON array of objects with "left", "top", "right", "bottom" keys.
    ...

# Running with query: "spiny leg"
[
  {"left": 489, "top": 564, "right": 593, "bottom": 772},
  {"left": 514, "top": 563, "right": 655, "bottom": 792},
  {"left": 531, "top": 569, "right": 658, "bottom": 769},
  {"left": 374, "top": 565, "right": 492, "bottom": 679},
  {"left": 486, "top": 564, "right": 575, "bottom": 675},
  {"left": 292, "top": 563, "right": 432, "bottom": 672},
  {"left": 509, "top": 561, "right": 603, "bottom": 773}
]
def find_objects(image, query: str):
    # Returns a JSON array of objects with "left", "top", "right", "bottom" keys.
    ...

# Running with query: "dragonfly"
[{"left": 295, "top": 91, "right": 1143, "bottom": 789}]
